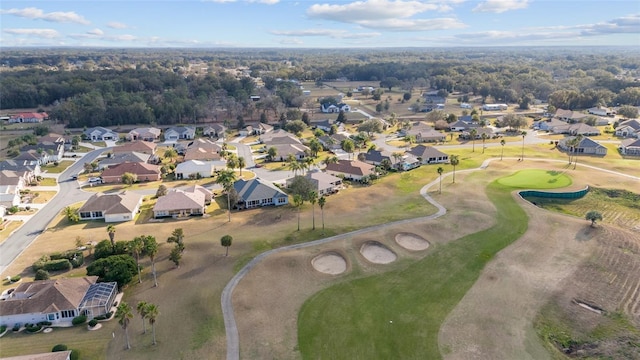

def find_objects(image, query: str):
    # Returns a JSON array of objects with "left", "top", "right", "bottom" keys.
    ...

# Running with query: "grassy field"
[
  {"left": 497, "top": 169, "right": 572, "bottom": 189},
  {"left": 298, "top": 179, "right": 533, "bottom": 359},
  {"left": 42, "top": 160, "right": 75, "bottom": 174},
  {"left": 0, "top": 221, "right": 22, "bottom": 243},
  {"left": 37, "top": 178, "right": 58, "bottom": 186}
]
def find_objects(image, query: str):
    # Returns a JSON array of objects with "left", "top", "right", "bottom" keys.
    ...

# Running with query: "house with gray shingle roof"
[
  {"left": 126, "top": 127, "right": 161, "bottom": 142},
  {"left": 233, "top": 178, "right": 289, "bottom": 209},
  {"left": 408, "top": 145, "right": 449, "bottom": 164},
  {"left": 551, "top": 122, "right": 600, "bottom": 136},
  {"left": 619, "top": 138, "right": 640, "bottom": 156},
  {"left": 615, "top": 119, "right": 640, "bottom": 138},
  {"left": 78, "top": 191, "right": 143, "bottom": 222},
  {"left": 558, "top": 136, "right": 607, "bottom": 156},
  {"left": 153, "top": 188, "right": 208, "bottom": 218},
  {"left": 83, "top": 127, "right": 119, "bottom": 142},
  {"left": 164, "top": 126, "right": 196, "bottom": 141},
  {"left": 98, "top": 152, "right": 151, "bottom": 170}
]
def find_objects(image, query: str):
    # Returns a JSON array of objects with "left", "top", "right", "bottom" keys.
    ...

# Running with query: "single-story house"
[
  {"left": 321, "top": 103, "right": 351, "bottom": 113},
  {"left": 392, "top": 153, "right": 420, "bottom": 171},
  {"left": 153, "top": 189, "right": 207, "bottom": 218},
  {"left": 13, "top": 150, "right": 51, "bottom": 166},
  {"left": 554, "top": 109, "right": 588, "bottom": 123},
  {"left": 100, "top": 162, "right": 161, "bottom": 184},
  {"left": 0, "top": 170, "right": 25, "bottom": 207},
  {"left": 551, "top": 122, "right": 601, "bottom": 136},
  {"left": 324, "top": 160, "right": 376, "bottom": 181},
  {"left": 408, "top": 145, "right": 449, "bottom": 164},
  {"left": 84, "top": 127, "right": 119, "bottom": 142},
  {"left": 8, "top": 112, "right": 48, "bottom": 123},
  {"left": 113, "top": 140, "right": 157, "bottom": 155},
  {"left": 587, "top": 107, "right": 615, "bottom": 117},
  {"left": 298, "top": 170, "right": 342, "bottom": 196},
  {"left": 619, "top": 138, "right": 640, "bottom": 156},
  {"left": 175, "top": 160, "right": 226, "bottom": 179},
  {"left": 126, "top": 127, "right": 161, "bottom": 142},
  {"left": 310, "top": 119, "right": 344, "bottom": 133},
  {"left": 448, "top": 120, "right": 476, "bottom": 132},
  {"left": 182, "top": 184, "right": 213, "bottom": 204},
  {"left": 78, "top": 191, "right": 143, "bottom": 222},
  {"left": 183, "top": 139, "right": 223, "bottom": 161},
  {"left": 361, "top": 149, "right": 394, "bottom": 166},
  {"left": 482, "top": 104, "right": 508, "bottom": 111},
  {"left": 534, "top": 118, "right": 567, "bottom": 131},
  {"left": 0, "top": 160, "right": 41, "bottom": 183},
  {"left": 270, "top": 143, "right": 310, "bottom": 161},
  {"left": 459, "top": 127, "right": 494, "bottom": 140},
  {"left": 164, "top": 126, "right": 196, "bottom": 141},
  {"left": 615, "top": 119, "right": 640, "bottom": 138},
  {"left": 98, "top": 152, "right": 151, "bottom": 170},
  {"left": 20, "top": 141, "right": 65, "bottom": 162},
  {"left": 260, "top": 129, "right": 301, "bottom": 145},
  {"left": 401, "top": 122, "right": 446, "bottom": 143},
  {"left": 233, "top": 178, "right": 289, "bottom": 209},
  {"left": 0, "top": 277, "right": 117, "bottom": 326},
  {"left": 558, "top": 136, "right": 607, "bottom": 156},
  {"left": 317, "top": 134, "right": 349, "bottom": 151},
  {"left": 203, "top": 124, "right": 226, "bottom": 138}
]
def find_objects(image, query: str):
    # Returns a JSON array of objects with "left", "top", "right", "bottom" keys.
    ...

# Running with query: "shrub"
[
  {"left": 34, "top": 269, "right": 50, "bottom": 280},
  {"left": 7, "top": 206, "right": 18, "bottom": 214},
  {"left": 93, "top": 314, "right": 106, "bottom": 321},
  {"left": 71, "top": 315, "right": 86, "bottom": 326},
  {"left": 43, "top": 259, "right": 72, "bottom": 272},
  {"left": 12, "top": 323, "right": 20, "bottom": 331},
  {"left": 0, "top": 325, "right": 7, "bottom": 333},
  {"left": 25, "top": 324, "right": 42, "bottom": 333},
  {"left": 10, "top": 275, "right": 21, "bottom": 282},
  {"left": 37, "top": 321, "right": 52, "bottom": 326},
  {"left": 70, "top": 349, "right": 80, "bottom": 360},
  {"left": 88, "top": 319, "right": 98, "bottom": 327},
  {"left": 52, "top": 344, "right": 68, "bottom": 352}
]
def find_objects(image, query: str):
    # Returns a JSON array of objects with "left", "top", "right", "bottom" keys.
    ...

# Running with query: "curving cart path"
[{"left": 221, "top": 157, "right": 639, "bottom": 360}]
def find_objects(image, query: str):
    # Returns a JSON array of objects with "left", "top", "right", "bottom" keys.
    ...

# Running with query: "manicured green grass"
[
  {"left": 37, "top": 178, "right": 57, "bottom": 186},
  {"left": 497, "top": 169, "right": 572, "bottom": 189},
  {"left": 298, "top": 181, "right": 529, "bottom": 359},
  {"left": 42, "top": 160, "right": 74, "bottom": 174}
]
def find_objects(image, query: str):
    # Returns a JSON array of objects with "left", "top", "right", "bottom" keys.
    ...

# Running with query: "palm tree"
[
  {"left": 293, "top": 194, "right": 304, "bottom": 231},
  {"left": 469, "top": 128, "right": 477, "bottom": 152},
  {"left": 237, "top": 156, "right": 246, "bottom": 176},
  {"left": 500, "top": 139, "right": 506, "bottom": 160},
  {"left": 130, "top": 237, "right": 144, "bottom": 283},
  {"left": 220, "top": 234, "right": 233, "bottom": 256},
  {"left": 107, "top": 225, "right": 116, "bottom": 251},
  {"left": 215, "top": 169, "right": 237, "bottom": 222},
  {"left": 323, "top": 156, "right": 339, "bottom": 166},
  {"left": 226, "top": 154, "right": 238, "bottom": 172},
  {"left": 520, "top": 131, "right": 527, "bottom": 161},
  {"left": 304, "top": 157, "right": 315, "bottom": 174},
  {"left": 143, "top": 236, "right": 159, "bottom": 287},
  {"left": 145, "top": 303, "right": 159, "bottom": 345},
  {"left": 318, "top": 196, "right": 326, "bottom": 234},
  {"left": 116, "top": 302, "right": 133, "bottom": 350},
  {"left": 309, "top": 191, "right": 318, "bottom": 230},
  {"left": 481, "top": 133, "right": 488, "bottom": 154},
  {"left": 267, "top": 146, "right": 277, "bottom": 162},
  {"left": 164, "top": 148, "right": 177, "bottom": 163},
  {"left": 136, "top": 301, "right": 149, "bottom": 334},
  {"left": 573, "top": 135, "right": 583, "bottom": 170},
  {"left": 450, "top": 155, "right": 460, "bottom": 183},
  {"left": 437, "top": 167, "right": 444, "bottom": 194}
]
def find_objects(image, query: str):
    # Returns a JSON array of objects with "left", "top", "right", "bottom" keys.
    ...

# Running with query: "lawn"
[
  {"left": 37, "top": 178, "right": 58, "bottom": 186},
  {"left": 297, "top": 180, "right": 531, "bottom": 359},
  {"left": 42, "top": 160, "right": 75, "bottom": 174},
  {"left": 0, "top": 220, "right": 22, "bottom": 243},
  {"left": 497, "top": 169, "right": 572, "bottom": 189}
]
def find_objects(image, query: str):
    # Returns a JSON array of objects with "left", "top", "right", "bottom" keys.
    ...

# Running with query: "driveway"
[{"left": 0, "top": 147, "right": 108, "bottom": 275}]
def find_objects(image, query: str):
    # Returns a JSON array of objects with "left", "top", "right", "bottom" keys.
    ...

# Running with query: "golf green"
[{"left": 497, "top": 169, "right": 572, "bottom": 189}]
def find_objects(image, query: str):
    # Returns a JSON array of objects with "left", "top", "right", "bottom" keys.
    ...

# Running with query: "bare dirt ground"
[
  {"left": 439, "top": 163, "right": 640, "bottom": 360},
  {"left": 232, "top": 169, "right": 498, "bottom": 359}
]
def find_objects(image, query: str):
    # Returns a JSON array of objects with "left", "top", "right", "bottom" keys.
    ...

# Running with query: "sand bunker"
[
  {"left": 311, "top": 252, "right": 347, "bottom": 275},
  {"left": 360, "top": 241, "right": 397, "bottom": 264},
  {"left": 395, "top": 232, "right": 430, "bottom": 251}
]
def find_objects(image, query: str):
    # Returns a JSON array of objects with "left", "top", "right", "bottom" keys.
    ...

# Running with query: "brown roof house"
[
  {"left": 0, "top": 276, "right": 117, "bottom": 326},
  {"left": 126, "top": 127, "right": 161, "bottom": 142},
  {"left": 324, "top": 159, "right": 375, "bottom": 181},
  {"left": 153, "top": 187, "right": 210, "bottom": 218},
  {"left": 78, "top": 191, "right": 143, "bottom": 222},
  {"left": 100, "top": 162, "right": 161, "bottom": 184},
  {"left": 401, "top": 122, "right": 446, "bottom": 143},
  {"left": 183, "top": 139, "right": 223, "bottom": 161},
  {"left": 113, "top": 140, "right": 157, "bottom": 155}
]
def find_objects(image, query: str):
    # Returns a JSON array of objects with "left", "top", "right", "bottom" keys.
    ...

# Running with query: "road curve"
[{"left": 221, "top": 156, "right": 639, "bottom": 360}]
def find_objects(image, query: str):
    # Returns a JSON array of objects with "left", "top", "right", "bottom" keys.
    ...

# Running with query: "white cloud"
[
  {"left": 3, "top": 28, "right": 60, "bottom": 39},
  {"left": 1, "top": 7, "right": 90, "bottom": 25},
  {"left": 106, "top": 21, "right": 128, "bottom": 29},
  {"left": 204, "top": 0, "right": 279, "bottom": 3},
  {"left": 473, "top": 0, "right": 529, "bottom": 13},
  {"left": 308, "top": 0, "right": 440, "bottom": 22},
  {"left": 87, "top": 28, "right": 104, "bottom": 36},
  {"left": 359, "top": 17, "right": 466, "bottom": 31},
  {"left": 579, "top": 14, "right": 640, "bottom": 35},
  {"left": 279, "top": 38, "right": 304, "bottom": 45},
  {"left": 270, "top": 28, "right": 380, "bottom": 39}
]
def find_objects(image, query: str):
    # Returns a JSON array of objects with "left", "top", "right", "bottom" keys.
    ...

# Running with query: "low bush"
[
  {"left": 0, "top": 325, "right": 7, "bottom": 333},
  {"left": 70, "top": 349, "right": 80, "bottom": 360},
  {"left": 10, "top": 275, "right": 21, "bottom": 282},
  {"left": 88, "top": 319, "right": 98, "bottom": 327},
  {"left": 52, "top": 344, "right": 68, "bottom": 352},
  {"left": 43, "top": 259, "right": 72, "bottom": 272},
  {"left": 37, "top": 321, "right": 52, "bottom": 326},
  {"left": 71, "top": 315, "right": 86, "bottom": 326},
  {"left": 34, "top": 269, "right": 50, "bottom": 280},
  {"left": 12, "top": 323, "right": 20, "bottom": 331},
  {"left": 25, "top": 324, "right": 42, "bottom": 333}
]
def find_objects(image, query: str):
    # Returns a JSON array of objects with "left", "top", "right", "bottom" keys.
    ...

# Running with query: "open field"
[{"left": 42, "top": 160, "right": 75, "bottom": 174}]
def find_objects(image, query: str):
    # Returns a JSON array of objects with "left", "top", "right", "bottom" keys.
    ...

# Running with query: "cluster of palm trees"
[
  {"left": 105, "top": 226, "right": 160, "bottom": 287},
  {"left": 116, "top": 300, "right": 160, "bottom": 350},
  {"left": 287, "top": 154, "right": 315, "bottom": 176},
  {"left": 293, "top": 190, "right": 328, "bottom": 234},
  {"left": 566, "top": 134, "right": 584, "bottom": 169}
]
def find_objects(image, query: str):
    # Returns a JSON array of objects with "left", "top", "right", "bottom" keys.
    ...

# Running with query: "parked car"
[{"left": 88, "top": 177, "right": 103, "bottom": 184}]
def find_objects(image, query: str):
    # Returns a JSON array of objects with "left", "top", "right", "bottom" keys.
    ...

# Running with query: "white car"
[{"left": 88, "top": 177, "right": 103, "bottom": 184}]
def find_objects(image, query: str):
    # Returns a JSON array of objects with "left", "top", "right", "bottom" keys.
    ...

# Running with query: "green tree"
[
  {"left": 107, "top": 225, "right": 116, "bottom": 251},
  {"left": 481, "top": 133, "right": 488, "bottom": 153},
  {"left": 136, "top": 301, "right": 149, "bottom": 334},
  {"left": 585, "top": 210, "right": 603, "bottom": 227},
  {"left": 167, "top": 228, "right": 185, "bottom": 250},
  {"left": 164, "top": 148, "right": 178, "bottom": 163},
  {"left": 121, "top": 172, "right": 137, "bottom": 186},
  {"left": 143, "top": 235, "right": 159, "bottom": 287},
  {"left": 318, "top": 196, "right": 327, "bottom": 234},
  {"left": 293, "top": 194, "right": 304, "bottom": 231},
  {"left": 226, "top": 154, "right": 238, "bottom": 172},
  {"left": 520, "top": 131, "right": 527, "bottom": 161},
  {"left": 129, "top": 237, "right": 144, "bottom": 283},
  {"left": 156, "top": 185, "right": 168, "bottom": 198},
  {"left": 500, "top": 139, "right": 506, "bottom": 160},
  {"left": 308, "top": 138, "right": 322, "bottom": 158},
  {"left": 65, "top": 206, "right": 80, "bottom": 223},
  {"left": 450, "top": 155, "right": 460, "bottom": 184},
  {"left": 267, "top": 146, "right": 277, "bottom": 162},
  {"left": 341, "top": 139, "right": 355, "bottom": 160},
  {"left": 72, "top": 135, "right": 80, "bottom": 150},
  {"left": 220, "top": 235, "right": 233, "bottom": 256},
  {"left": 169, "top": 246, "right": 182, "bottom": 268},
  {"left": 215, "top": 170, "right": 237, "bottom": 222},
  {"left": 437, "top": 166, "right": 444, "bottom": 194},
  {"left": 145, "top": 303, "right": 159, "bottom": 345},
  {"left": 86, "top": 255, "right": 137, "bottom": 288},
  {"left": 237, "top": 156, "right": 246, "bottom": 176},
  {"left": 617, "top": 105, "right": 639, "bottom": 119},
  {"left": 116, "top": 302, "right": 133, "bottom": 350},
  {"left": 469, "top": 128, "right": 477, "bottom": 152},
  {"left": 309, "top": 191, "right": 318, "bottom": 230}
]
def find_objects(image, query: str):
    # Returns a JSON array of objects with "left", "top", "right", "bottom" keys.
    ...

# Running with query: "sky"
[{"left": 1, "top": 0, "right": 639, "bottom": 48}]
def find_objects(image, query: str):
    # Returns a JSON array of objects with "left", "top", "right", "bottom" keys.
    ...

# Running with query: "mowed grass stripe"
[{"left": 298, "top": 182, "right": 528, "bottom": 359}]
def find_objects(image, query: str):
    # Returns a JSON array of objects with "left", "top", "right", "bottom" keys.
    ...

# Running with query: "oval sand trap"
[
  {"left": 395, "top": 232, "right": 430, "bottom": 251},
  {"left": 360, "top": 241, "right": 397, "bottom": 264},
  {"left": 312, "top": 252, "right": 347, "bottom": 275}
]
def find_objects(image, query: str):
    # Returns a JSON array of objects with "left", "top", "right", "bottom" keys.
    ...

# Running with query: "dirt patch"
[
  {"left": 359, "top": 241, "right": 396, "bottom": 264},
  {"left": 311, "top": 252, "right": 347, "bottom": 275},
  {"left": 395, "top": 232, "right": 430, "bottom": 251}
]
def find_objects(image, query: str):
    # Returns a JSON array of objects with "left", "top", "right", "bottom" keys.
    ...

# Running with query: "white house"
[
  {"left": 77, "top": 191, "right": 143, "bottom": 222},
  {"left": 615, "top": 119, "right": 640, "bottom": 138},
  {"left": 482, "top": 104, "right": 508, "bottom": 111},
  {"left": 587, "top": 107, "right": 615, "bottom": 117},
  {"left": 233, "top": 178, "right": 289, "bottom": 209},
  {"left": 164, "top": 126, "right": 196, "bottom": 141},
  {"left": 321, "top": 103, "right": 351, "bottom": 113},
  {"left": 0, "top": 277, "right": 117, "bottom": 326},
  {"left": 153, "top": 189, "right": 208, "bottom": 218},
  {"left": 126, "top": 127, "right": 161, "bottom": 141},
  {"left": 83, "top": 127, "right": 119, "bottom": 142},
  {"left": 175, "top": 160, "right": 226, "bottom": 179},
  {"left": 8, "top": 112, "right": 48, "bottom": 123}
]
